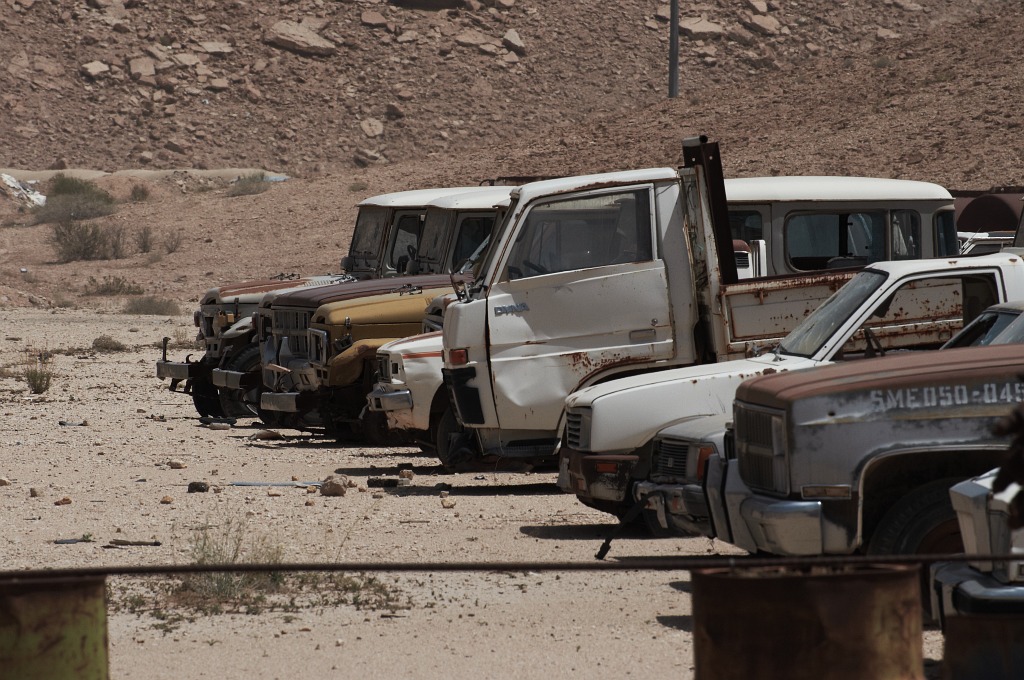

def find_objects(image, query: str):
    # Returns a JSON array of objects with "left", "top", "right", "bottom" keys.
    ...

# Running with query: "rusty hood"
[
  {"left": 736, "top": 343, "right": 1024, "bottom": 410},
  {"left": 202, "top": 274, "right": 352, "bottom": 305},
  {"left": 268, "top": 274, "right": 450, "bottom": 311},
  {"left": 315, "top": 286, "right": 454, "bottom": 327}
]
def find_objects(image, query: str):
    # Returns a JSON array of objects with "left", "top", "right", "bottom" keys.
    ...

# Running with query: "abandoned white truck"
[
  {"left": 560, "top": 252, "right": 1024, "bottom": 522},
  {"left": 155, "top": 185, "right": 486, "bottom": 418},
  {"left": 369, "top": 176, "right": 957, "bottom": 465},
  {"left": 440, "top": 138, "right": 958, "bottom": 469}
]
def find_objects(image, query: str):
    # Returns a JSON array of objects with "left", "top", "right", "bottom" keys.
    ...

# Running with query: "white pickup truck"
[
  {"left": 559, "top": 251, "right": 1024, "bottom": 523},
  {"left": 440, "top": 148, "right": 957, "bottom": 469},
  {"left": 370, "top": 175, "right": 957, "bottom": 465}
]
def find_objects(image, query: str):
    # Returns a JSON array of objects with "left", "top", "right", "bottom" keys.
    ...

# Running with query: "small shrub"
[
  {"left": 348, "top": 181, "right": 369, "bottom": 192},
  {"left": 163, "top": 230, "right": 184, "bottom": 254},
  {"left": 33, "top": 175, "right": 116, "bottom": 224},
  {"left": 130, "top": 184, "right": 151, "bottom": 202},
  {"left": 136, "top": 225, "right": 154, "bottom": 253},
  {"left": 177, "top": 518, "right": 285, "bottom": 609},
  {"left": 226, "top": 172, "right": 269, "bottom": 197},
  {"left": 83, "top": 275, "right": 143, "bottom": 296},
  {"left": 53, "top": 295, "right": 76, "bottom": 309},
  {"left": 51, "top": 221, "right": 130, "bottom": 262},
  {"left": 92, "top": 335, "right": 127, "bottom": 352},
  {"left": 23, "top": 353, "right": 54, "bottom": 394},
  {"left": 124, "top": 296, "right": 181, "bottom": 316}
]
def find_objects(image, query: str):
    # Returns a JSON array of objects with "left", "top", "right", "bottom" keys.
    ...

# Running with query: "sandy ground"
[{"left": 0, "top": 307, "right": 944, "bottom": 678}]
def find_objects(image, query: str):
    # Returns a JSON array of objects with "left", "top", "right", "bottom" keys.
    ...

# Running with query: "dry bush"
[
  {"left": 130, "top": 184, "right": 150, "bottom": 202},
  {"left": 23, "top": 352, "right": 54, "bottom": 394},
  {"left": 163, "top": 230, "right": 184, "bottom": 254},
  {"left": 33, "top": 175, "right": 116, "bottom": 224},
  {"left": 226, "top": 172, "right": 269, "bottom": 197},
  {"left": 51, "top": 221, "right": 130, "bottom": 262},
  {"left": 124, "top": 296, "right": 181, "bottom": 316},
  {"left": 92, "top": 335, "right": 127, "bottom": 352},
  {"left": 83, "top": 275, "right": 143, "bottom": 296},
  {"left": 136, "top": 225, "right": 154, "bottom": 253}
]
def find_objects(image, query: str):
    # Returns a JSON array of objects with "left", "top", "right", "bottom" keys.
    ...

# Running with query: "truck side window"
[
  {"left": 935, "top": 210, "right": 959, "bottom": 256},
  {"left": 891, "top": 210, "right": 921, "bottom": 260},
  {"left": 503, "top": 189, "right": 653, "bottom": 280},
  {"left": 840, "top": 273, "right": 999, "bottom": 357},
  {"left": 786, "top": 211, "right": 887, "bottom": 270},
  {"left": 388, "top": 214, "right": 423, "bottom": 270},
  {"left": 729, "top": 210, "right": 763, "bottom": 243},
  {"left": 450, "top": 216, "right": 493, "bottom": 271}
]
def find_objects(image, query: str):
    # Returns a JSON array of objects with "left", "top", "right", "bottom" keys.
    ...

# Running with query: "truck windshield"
[
  {"left": 350, "top": 206, "right": 389, "bottom": 257},
  {"left": 418, "top": 208, "right": 451, "bottom": 264},
  {"left": 778, "top": 270, "right": 888, "bottom": 357}
]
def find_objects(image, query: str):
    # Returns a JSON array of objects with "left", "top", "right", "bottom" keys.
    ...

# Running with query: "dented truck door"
[{"left": 482, "top": 184, "right": 676, "bottom": 452}]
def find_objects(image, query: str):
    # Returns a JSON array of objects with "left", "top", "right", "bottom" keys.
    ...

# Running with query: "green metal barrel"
[{"left": 0, "top": 575, "right": 109, "bottom": 679}]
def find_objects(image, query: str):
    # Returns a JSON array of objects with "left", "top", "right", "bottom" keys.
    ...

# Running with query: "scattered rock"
[
  {"left": 208, "top": 422, "right": 231, "bottom": 430},
  {"left": 680, "top": 18, "right": 724, "bottom": 40},
  {"left": 360, "top": 118, "right": 385, "bottom": 138},
  {"left": 265, "top": 20, "right": 338, "bottom": 57},
  {"left": 502, "top": 29, "right": 526, "bottom": 56},
  {"left": 248, "top": 429, "right": 284, "bottom": 440},
  {"left": 187, "top": 481, "right": 209, "bottom": 493},
  {"left": 168, "top": 459, "right": 187, "bottom": 469},
  {"left": 368, "top": 477, "right": 398, "bottom": 488},
  {"left": 160, "top": 496, "right": 174, "bottom": 504},
  {"left": 0, "top": 477, "right": 11, "bottom": 486},
  {"left": 80, "top": 61, "right": 110, "bottom": 78},
  {"left": 54, "top": 496, "right": 72, "bottom": 506},
  {"left": 398, "top": 469, "right": 414, "bottom": 480},
  {"left": 305, "top": 499, "right": 315, "bottom": 506},
  {"left": 29, "top": 487, "right": 40, "bottom": 498},
  {"left": 320, "top": 475, "right": 348, "bottom": 496},
  {"left": 361, "top": 11, "right": 388, "bottom": 28},
  {"left": 371, "top": 491, "right": 385, "bottom": 499},
  {"left": 267, "top": 488, "right": 282, "bottom": 497},
  {"left": 441, "top": 497, "right": 457, "bottom": 509}
]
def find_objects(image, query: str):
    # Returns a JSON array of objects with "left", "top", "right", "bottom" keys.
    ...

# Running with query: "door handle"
[{"left": 629, "top": 329, "right": 657, "bottom": 343}]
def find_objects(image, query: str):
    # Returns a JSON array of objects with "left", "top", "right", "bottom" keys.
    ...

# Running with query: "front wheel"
[
  {"left": 866, "top": 478, "right": 964, "bottom": 555},
  {"left": 189, "top": 372, "right": 224, "bottom": 418},
  {"left": 436, "top": 407, "right": 476, "bottom": 471},
  {"left": 218, "top": 344, "right": 263, "bottom": 419}
]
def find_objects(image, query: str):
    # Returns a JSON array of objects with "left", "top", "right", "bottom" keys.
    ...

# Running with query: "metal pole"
[{"left": 669, "top": 0, "right": 680, "bottom": 98}]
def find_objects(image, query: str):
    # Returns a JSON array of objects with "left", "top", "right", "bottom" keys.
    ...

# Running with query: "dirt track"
[{"left": 0, "top": 307, "right": 943, "bottom": 678}]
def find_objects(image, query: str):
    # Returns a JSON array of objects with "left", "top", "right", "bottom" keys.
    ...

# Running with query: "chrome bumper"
[
  {"left": 156, "top": 360, "right": 206, "bottom": 381},
  {"left": 367, "top": 386, "right": 413, "bottom": 412},
  {"left": 736, "top": 494, "right": 825, "bottom": 555},
  {"left": 212, "top": 368, "right": 255, "bottom": 390},
  {"left": 261, "top": 391, "right": 302, "bottom": 413},
  {"left": 635, "top": 481, "right": 712, "bottom": 537}
]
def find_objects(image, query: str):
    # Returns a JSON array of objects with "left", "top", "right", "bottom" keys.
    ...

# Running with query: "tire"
[
  {"left": 189, "top": 373, "right": 224, "bottom": 418},
  {"left": 218, "top": 344, "right": 263, "bottom": 419},
  {"left": 866, "top": 478, "right": 965, "bottom": 555},
  {"left": 436, "top": 407, "right": 475, "bottom": 471},
  {"left": 642, "top": 508, "right": 676, "bottom": 538}
]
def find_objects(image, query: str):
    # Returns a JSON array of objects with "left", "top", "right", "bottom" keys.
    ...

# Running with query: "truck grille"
[
  {"left": 564, "top": 411, "right": 583, "bottom": 449},
  {"left": 273, "top": 309, "right": 312, "bottom": 356},
  {"left": 652, "top": 438, "right": 688, "bottom": 479},
  {"left": 735, "top": 404, "right": 788, "bottom": 495},
  {"left": 376, "top": 352, "right": 391, "bottom": 381}
]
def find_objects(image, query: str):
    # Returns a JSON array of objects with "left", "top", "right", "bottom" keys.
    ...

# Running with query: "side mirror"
[{"left": 340, "top": 256, "right": 355, "bottom": 272}]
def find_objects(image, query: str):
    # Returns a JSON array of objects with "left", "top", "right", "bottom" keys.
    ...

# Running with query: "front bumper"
[
  {"left": 735, "top": 493, "right": 825, "bottom": 555},
  {"left": 156, "top": 359, "right": 208, "bottom": 381},
  {"left": 932, "top": 561, "right": 1024, "bottom": 620},
  {"left": 211, "top": 368, "right": 257, "bottom": 390},
  {"left": 564, "top": 449, "right": 639, "bottom": 510},
  {"left": 634, "top": 481, "right": 712, "bottom": 537},
  {"left": 367, "top": 385, "right": 413, "bottom": 412},
  {"left": 261, "top": 391, "right": 317, "bottom": 413}
]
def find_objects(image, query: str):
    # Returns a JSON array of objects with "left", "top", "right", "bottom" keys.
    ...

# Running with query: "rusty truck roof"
[
  {"left": 267, "top": 273, "right": 450, "bottom": 310},
  {"left": 735, "top": 343, "right": 1024, "bottom": 409}
]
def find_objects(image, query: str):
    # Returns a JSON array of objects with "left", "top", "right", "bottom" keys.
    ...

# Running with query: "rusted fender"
[{"left": 325, "top": 339, "right": 393, "bottom": 387}]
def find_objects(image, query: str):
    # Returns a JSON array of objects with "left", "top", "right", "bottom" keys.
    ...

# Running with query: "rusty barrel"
[
  {"left": 943, "top": 614, "right": 1024, "bottom": 679},
  {"left": 0, "top": 575, "right": 109, "bottom": 679},
  {"left": 692, "top": 564, "right": 922, "bottom": 680}
]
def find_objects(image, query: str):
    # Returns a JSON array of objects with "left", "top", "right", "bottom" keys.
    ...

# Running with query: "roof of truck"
[
  {"left": 425, "top": 186, "right": 514, "bottom": 210},
  {"left": 735, "top": 343, "right": 1024, "bottom": 409},
  {"left": 723, "top": 176, "right": 953, "bottom": 202},
  {"left": 358, "top": 186, "right": 495, "bottom": 208},
  {"left": 862, "top": 248, "right": 1024, "bottom": 277}
]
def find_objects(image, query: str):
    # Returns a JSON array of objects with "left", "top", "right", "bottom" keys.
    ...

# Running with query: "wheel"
[
  {"left": 642, "top": 508, "right": 676, "bottom": 538},
  {"left": 189, "top": 372, "right": 224, "bottom": 418},
  {"left": 866, "top": 478, "right": 964, "bottom": 555},
  {"left": 218, "top": 344, "right": 263, "bottom": 419},
  {"left": 436, "top": 407, "right": 476, "bottom": 471}
]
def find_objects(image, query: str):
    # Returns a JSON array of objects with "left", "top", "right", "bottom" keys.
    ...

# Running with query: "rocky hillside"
[{"left": 2, "top": 0, "right": 1021, "bottom": 189}]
